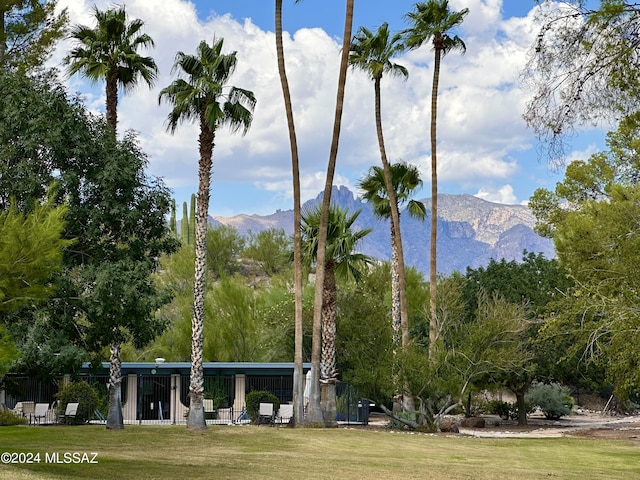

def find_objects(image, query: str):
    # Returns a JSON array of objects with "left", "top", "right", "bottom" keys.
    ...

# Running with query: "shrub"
[
  {"left": 486, "top": 400, "right": 512, "bottom": 420},
  {"left": 245, "top": 390, "right": 279, "bottom": 424},
  {"left": 56, "top": 380, "right": 98, "bottom": 424},
  {"left": 0, "top": 410, "right": 28, "bottom": 426},
  {"left": 525, "top": 382, "right": 574, "bottom": 420}
]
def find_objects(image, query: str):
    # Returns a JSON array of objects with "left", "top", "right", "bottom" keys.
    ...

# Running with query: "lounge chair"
[
  {"left": 32, "top": 403, "right": 50, "bottom": 425},
  {"left": 275, "top": 404, "right": 293, "bottom": 426},
  {"left": 258, "top": 402, "right": 274, "bottom": 425},
  {"left": 59, "top": 402, "right": 79, "bottom": 424}
]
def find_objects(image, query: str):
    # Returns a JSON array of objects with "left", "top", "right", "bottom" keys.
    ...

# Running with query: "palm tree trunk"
[
  {"left": 106, "top": 341, "right": 124, "bottom": 429},
  {"left": 428, "top": 47, "right": 442, "bottom": 362},
  {"left": 275, "top": 0, "right": 305, "bottom": 427},
  {"left": 307, "top": 0, "right": 354, "bottom": 425},
  {"left": 320, "top": 263, "right": 338, "bottom": 427},
  {"left": 373, "top": 77, "right": 410, "bottom": 348},
  {"left": 374, "top": 77, "right": 415, "bottom": 411},
  {"left": 390, "top": 224, "right": 400, "bottom": 343},
  {"left": 106, "top": 71, "right": 118, "bottom": 133},
  {"left": 188, "top": 117, "right": 214, "bottom": 430}
]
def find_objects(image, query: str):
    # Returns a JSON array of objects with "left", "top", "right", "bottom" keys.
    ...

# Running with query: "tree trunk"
[
  {"left": 106, "top": 70, "right": 118, "bottom": 134},
  {"left": 428, "top": 46, "right": 442, "bottom": 362},
  {"left": 307, "top": 0, "right": 354, "bottom": 425},
  {"left": 106, "top": 341, "right": 124, "bottom": 429},
  {"left": 515, "top": 388, "right": 528, "bottom": 426},
  {"left": 275, "top": 0, "right": 305, "bottom": 427},
  {"left": 187, "top": 117, "right": 214, "bottom": 430},
  {"left": 390, "top": 224, "right": 400, "bottom": 343},
  {"left": 320, "top": 263, "right": 338, "bottom": 426},
  {"left": 374, "top": 76, "right": 414, "bottom": 412}
]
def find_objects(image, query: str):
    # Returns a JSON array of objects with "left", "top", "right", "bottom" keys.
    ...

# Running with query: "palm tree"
[
  {"left": 359, "top": 163, "right": 426, "bottom": 343},
  {"left": 349, "top": 22, "right": 412, "bottom": 349},
  {"left": 158, "top": 38, "right": 256, "bottom": 429},
  {"left": 275, "top": 0, "right": 304, "bottom": 426},
  {"left": 404, "top": 0, "right": 468, "bottom": 360},
  {"left": 301, "top": 204, "right": 372, "bottom": 425},
  {"left": 66, "top": 6, "right": 157, "bottom": 134},
  {"left": 307, "top": 0, "right": 354, "bottom": 424}
]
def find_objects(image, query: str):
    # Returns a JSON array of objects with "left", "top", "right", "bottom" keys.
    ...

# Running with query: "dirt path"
[{"left": 458, "top": 412, "right": 640, "bottom": 439}]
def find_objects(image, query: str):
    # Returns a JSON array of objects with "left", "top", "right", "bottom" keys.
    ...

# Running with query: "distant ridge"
[{"left": 212, "top": 186, "right": 554, "bottom": 275}]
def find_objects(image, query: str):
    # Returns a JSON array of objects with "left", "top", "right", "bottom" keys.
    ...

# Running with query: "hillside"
[{"left": 212, "top": 186, "right": 555, "bottom": 275}]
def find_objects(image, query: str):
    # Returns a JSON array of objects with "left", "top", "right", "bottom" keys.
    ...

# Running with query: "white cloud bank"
[{"left": 48, "top": 0, "right": 580, "bottom": 215}]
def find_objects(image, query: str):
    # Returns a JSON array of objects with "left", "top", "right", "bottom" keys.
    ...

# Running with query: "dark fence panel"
[
  {"left": 246, "top": 375, "right": 293, "bottom": 405},
  {"left": 179, "top": 374, "right": 235, "bottom": 408},
  {"left": 2, "top": 376, "right": 61, "bottom": 409},
  {"left": 137, "top": 375, "right": 171, "bottom": 421}
]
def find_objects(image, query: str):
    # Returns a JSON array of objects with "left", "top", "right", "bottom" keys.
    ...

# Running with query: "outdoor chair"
[
  {"left": 31, "top": 403, "right": 49, "bottom": 425},
  {"left": 258, "top": 402, "right": 274, "bottom": 425},
  {"left": 275, "top": 404, "right": 293, "bottom": 426},
  {"left": 59, "top": 402, "right": 79, "bottom": 424},
  {"left": 21, "top": 401, "right": 35, "bottom": 419}
]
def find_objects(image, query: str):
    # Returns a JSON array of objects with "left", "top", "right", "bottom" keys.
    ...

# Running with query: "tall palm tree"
[
  {"left": 359, "top": 163, "right": 426, "bottom": 343},
  {"left": 404, "top": 0, "right": 468, "bottom": 360},
  {"left": 301, "top": 204, "right": 372, "bottom": 426},
  {"left": 158, "top": 38, "right": 256, "bottom": 429},
  {"left": 275, "top": 0, "right": 304, "bottom": 426},
  {"left": 66, "top": 5, "right": 157, "bottom": 134},
  {"left": 307, "top": 0, "right": 354, "bottom": 424},
  {"left": 349, "top": 22, "right": 411, "bottom": 349}
]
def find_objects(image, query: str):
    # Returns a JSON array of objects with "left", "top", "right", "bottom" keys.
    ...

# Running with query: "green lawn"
[{"left": 0, "top": 424, "right": 638, "bottom": 480}]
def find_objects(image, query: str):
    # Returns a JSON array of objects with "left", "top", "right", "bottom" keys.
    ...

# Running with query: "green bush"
[
  {"left": 0, "top": 410, "right": 28, "bottom": 426},
  {"left": 486, "top": 400, "right": 512, "bottom": 420},
  {"left": 245, "top": 390, "right": 279, "bottom": 424},
  {"left": 56, "top": 380, "right": 98, "bottom": 424},
  {"left": 525, "top": 382, "right": 574, "bottom": 420}
]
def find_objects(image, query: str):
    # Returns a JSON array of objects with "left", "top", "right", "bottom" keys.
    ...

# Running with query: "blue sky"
[{"left": 51, "top": 1, "right": 607, "bottom": 217}]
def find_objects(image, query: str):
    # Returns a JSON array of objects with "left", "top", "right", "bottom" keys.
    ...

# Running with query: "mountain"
[{"left": 212, "top": 186, "right": 555, "bottom": 275}]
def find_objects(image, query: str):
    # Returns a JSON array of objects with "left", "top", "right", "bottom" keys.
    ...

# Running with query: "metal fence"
[
  {"left": 2, "top": 376, "right": 61, "bottom": 410},
  {"left": 246, "top": 375, "right": 293, "bottom": 404}
]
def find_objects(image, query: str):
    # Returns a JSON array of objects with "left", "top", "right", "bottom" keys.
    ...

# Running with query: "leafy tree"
[
  {"left": 462, "top": 253, "right": 573, "bottom": 424},
  {"left": 159, "top": 37, "right": 255, "bottom": 429},
  {"left": 403, "top": 0, "right": 468, "bottom": 361},
  {"left": 275, "top": 0, "right": 305, "bottom": 425},
  {"left": 530, "top": 113, "right": 640, "bottom": 401},
  {"left": 243, "top": 228, "right": 291, "bottom": 276},
  {"left": 336, "top": 263, "right": 428, "bottom": 405},
  {"left": 523, "top": 1, "right": 640, "bottom": 162},
  {"left": 63, "top": 128, "right": 178, "bottom": 430},
  {"left": 307, "top": 0, "right": 354, "bottom": 426},
  {"left": 66, "top": 5, "right": 157, "bottom": 133},
  {"left": 390, "top": 276, "right": 530, "bottom": 431},
  {"left": 0, "top": 0, "right": 67, "bottom": 73},
  {"left": 206, "top": 225, "right": 245, "bottom": 278},
  {"left": 0, "top": 194, "right": 71, "bottom": 311},
  {"left": 301, "top": 204, "right": 372, "bottom": 425},
  {"left": 349, "top": 23, "right": 413, "bottom": 358},
  {"left": 0, "top": 71, "right": 91, "bottom": 211}
]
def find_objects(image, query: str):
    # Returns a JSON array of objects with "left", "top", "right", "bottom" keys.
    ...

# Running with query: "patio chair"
[
  {"left": 258, "top": 402, "right": 274, "bottom": 425},
  {"left": 31, "top": 403, "right": 50, "bottom": 425},
  {"left": 275, "top": 404, "right": 293, "bottom": 426},
  {"left": 59, "top": 402, "right": 79, "bottom": 424}
]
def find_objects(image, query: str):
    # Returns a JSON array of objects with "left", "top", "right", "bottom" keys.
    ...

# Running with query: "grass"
[{"left": 0, "top": 424, "right": 638, "bottom": 480}]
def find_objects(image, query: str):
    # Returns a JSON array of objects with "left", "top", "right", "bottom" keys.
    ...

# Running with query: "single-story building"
[{"left": 1, "top": 362, "right": 311, "bottom": 424}]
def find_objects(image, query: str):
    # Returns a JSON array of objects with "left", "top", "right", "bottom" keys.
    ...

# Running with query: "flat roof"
[{"left": 81, "top": 362, "right": 312, "bottom": 376}]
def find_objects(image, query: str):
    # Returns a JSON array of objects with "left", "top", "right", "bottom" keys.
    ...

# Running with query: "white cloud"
[
  {"left": 50, "top": 0, "right": 565, "bottom": 215},
  {"left": 474, "top": 184, "right": 518, "bottom": 204}
]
